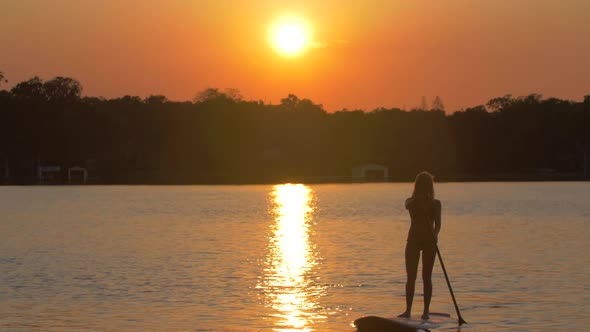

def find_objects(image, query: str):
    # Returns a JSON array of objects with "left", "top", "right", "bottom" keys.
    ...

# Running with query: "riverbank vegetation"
[{"left": 0, "top": 75, "right": 588, "bottom": 183}]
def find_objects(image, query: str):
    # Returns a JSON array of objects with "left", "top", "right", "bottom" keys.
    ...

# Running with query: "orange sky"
[{"left": 1, "top": 0, "right": 589, "bottom": 111}]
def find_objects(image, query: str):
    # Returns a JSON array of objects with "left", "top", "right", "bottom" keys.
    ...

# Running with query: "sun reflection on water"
[{"left": 260, "top": 184, "right": 324, "bottom": 331}]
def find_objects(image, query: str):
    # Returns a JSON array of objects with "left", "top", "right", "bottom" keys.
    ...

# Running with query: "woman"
[{"left": 398, "top": 171, "right": 441, "bottom": 320}]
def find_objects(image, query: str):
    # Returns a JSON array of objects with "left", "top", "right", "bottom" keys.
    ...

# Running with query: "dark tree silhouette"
[
  {"left": 431, "top": 96, "right": 445, "bottom": 112},
  {"left": 42, "top": 77, "right": 82, "bottom": 103},
  {"left": 0, "top": 71, "right": 7, "bottom": 85},
  {"left": 194, "top": 88, "right": 241, "bottom": 103},
  {"left": 10, "top": 76, "right": 45, "bottom": 101},
  {"left": 144, "top": 95, "right": 168, "bottom": 104},
  {"left": 0, "top": 74, "right": 588, "bottom": 184}
]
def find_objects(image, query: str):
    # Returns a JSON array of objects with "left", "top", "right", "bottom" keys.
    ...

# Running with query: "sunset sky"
[{"left": 1, "top": 0, "right": 589, "bottom": 112}]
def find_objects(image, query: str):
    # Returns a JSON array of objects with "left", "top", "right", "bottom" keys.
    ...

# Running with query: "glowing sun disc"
[{"left": 269, "top": 17, "right": 311, "bottom": 57}]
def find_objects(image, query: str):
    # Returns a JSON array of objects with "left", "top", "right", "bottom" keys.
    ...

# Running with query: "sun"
[{"left": 269, "top": 16, "right": 311, "bottom": 57}]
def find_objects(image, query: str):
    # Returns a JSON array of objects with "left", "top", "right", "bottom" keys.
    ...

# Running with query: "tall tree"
[
  {"left": 193, "top": 88, "right": 241, "bottom": 103},
  {"left": 431, "top": 96, "right": 445, "bottom": 112},
  {"left": 0, "top": 71, "right": 7, "bottom": 86},
  {"left": 11, "top": 76, "right": 45, "bottom": 101},
  {"left": 42, "top": 77, "right": 82, "bottom": 102},
  {"left": 486, "top": 94, "right": 515, "bottom": 112}
]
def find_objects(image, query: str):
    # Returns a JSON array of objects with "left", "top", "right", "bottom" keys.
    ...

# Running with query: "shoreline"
[{"left": 0, "top": 172, "right": 586, "bottom": 186}]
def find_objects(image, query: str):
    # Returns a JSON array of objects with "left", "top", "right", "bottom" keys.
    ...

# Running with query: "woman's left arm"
[{"left": 433, "top": 200, "right": 442, "bottom": 242}]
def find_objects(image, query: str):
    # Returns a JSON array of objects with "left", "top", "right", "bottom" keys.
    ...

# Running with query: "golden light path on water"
[{"left": 260, "top": 184, "right": 325, "bottom": 331}]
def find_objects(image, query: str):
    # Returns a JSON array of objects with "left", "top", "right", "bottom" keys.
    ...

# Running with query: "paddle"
[{"left": 434, "top": 242, "right": 467, "bottom": 326}]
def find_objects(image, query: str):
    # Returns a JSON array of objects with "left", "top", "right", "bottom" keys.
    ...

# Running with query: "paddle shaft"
[{"left": 435, "top": 244, "right": 467, "bottom": 326}]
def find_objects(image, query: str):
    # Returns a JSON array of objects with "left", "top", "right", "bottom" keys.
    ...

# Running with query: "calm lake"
[{"left": 1, "top": 183, "right": 589, "bottom": 331}]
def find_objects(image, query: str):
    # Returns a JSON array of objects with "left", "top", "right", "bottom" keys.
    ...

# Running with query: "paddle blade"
[{"left": 458, "top": 316, "right": 467, "bottom": 326}]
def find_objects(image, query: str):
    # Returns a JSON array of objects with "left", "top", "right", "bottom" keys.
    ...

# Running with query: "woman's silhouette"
[{"left": 398, "top": 171, "right": 441, "bottom": 320}]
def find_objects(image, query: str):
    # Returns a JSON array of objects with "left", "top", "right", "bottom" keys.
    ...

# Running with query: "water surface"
[{"left": 1, "top": 183, "right": 589, "bottom": 331}]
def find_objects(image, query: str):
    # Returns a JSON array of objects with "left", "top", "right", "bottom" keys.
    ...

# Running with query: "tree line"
[{"left": 0, "top": 75, "right": 589, "bottom": 184}]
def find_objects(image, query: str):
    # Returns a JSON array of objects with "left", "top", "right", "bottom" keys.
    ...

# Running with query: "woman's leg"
[
  {"left": 399, "top": 242, "right": 420, "bottom": 317},
  {"left": 421, "top": 244, "right": 437, "bottom": 319}
]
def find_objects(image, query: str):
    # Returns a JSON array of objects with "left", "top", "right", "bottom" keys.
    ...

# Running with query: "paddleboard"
[{"left": 354, "top": 312, "right": 451, "bottom": 332}]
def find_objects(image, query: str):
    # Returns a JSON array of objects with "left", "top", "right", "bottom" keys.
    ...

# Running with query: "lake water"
[{"left": 0, "top": 183, "right": 589, "bottom": 331}]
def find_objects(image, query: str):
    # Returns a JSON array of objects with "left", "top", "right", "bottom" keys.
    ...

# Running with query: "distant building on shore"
[
  {"left": 351, "top": 164, "right": 389, "bottom": 182},
  {"left": 68, "top": 166, "right": 88, "bottom": 184},
  {"left": 38, "top": 165, "right": 62, "bottom": 184}
]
